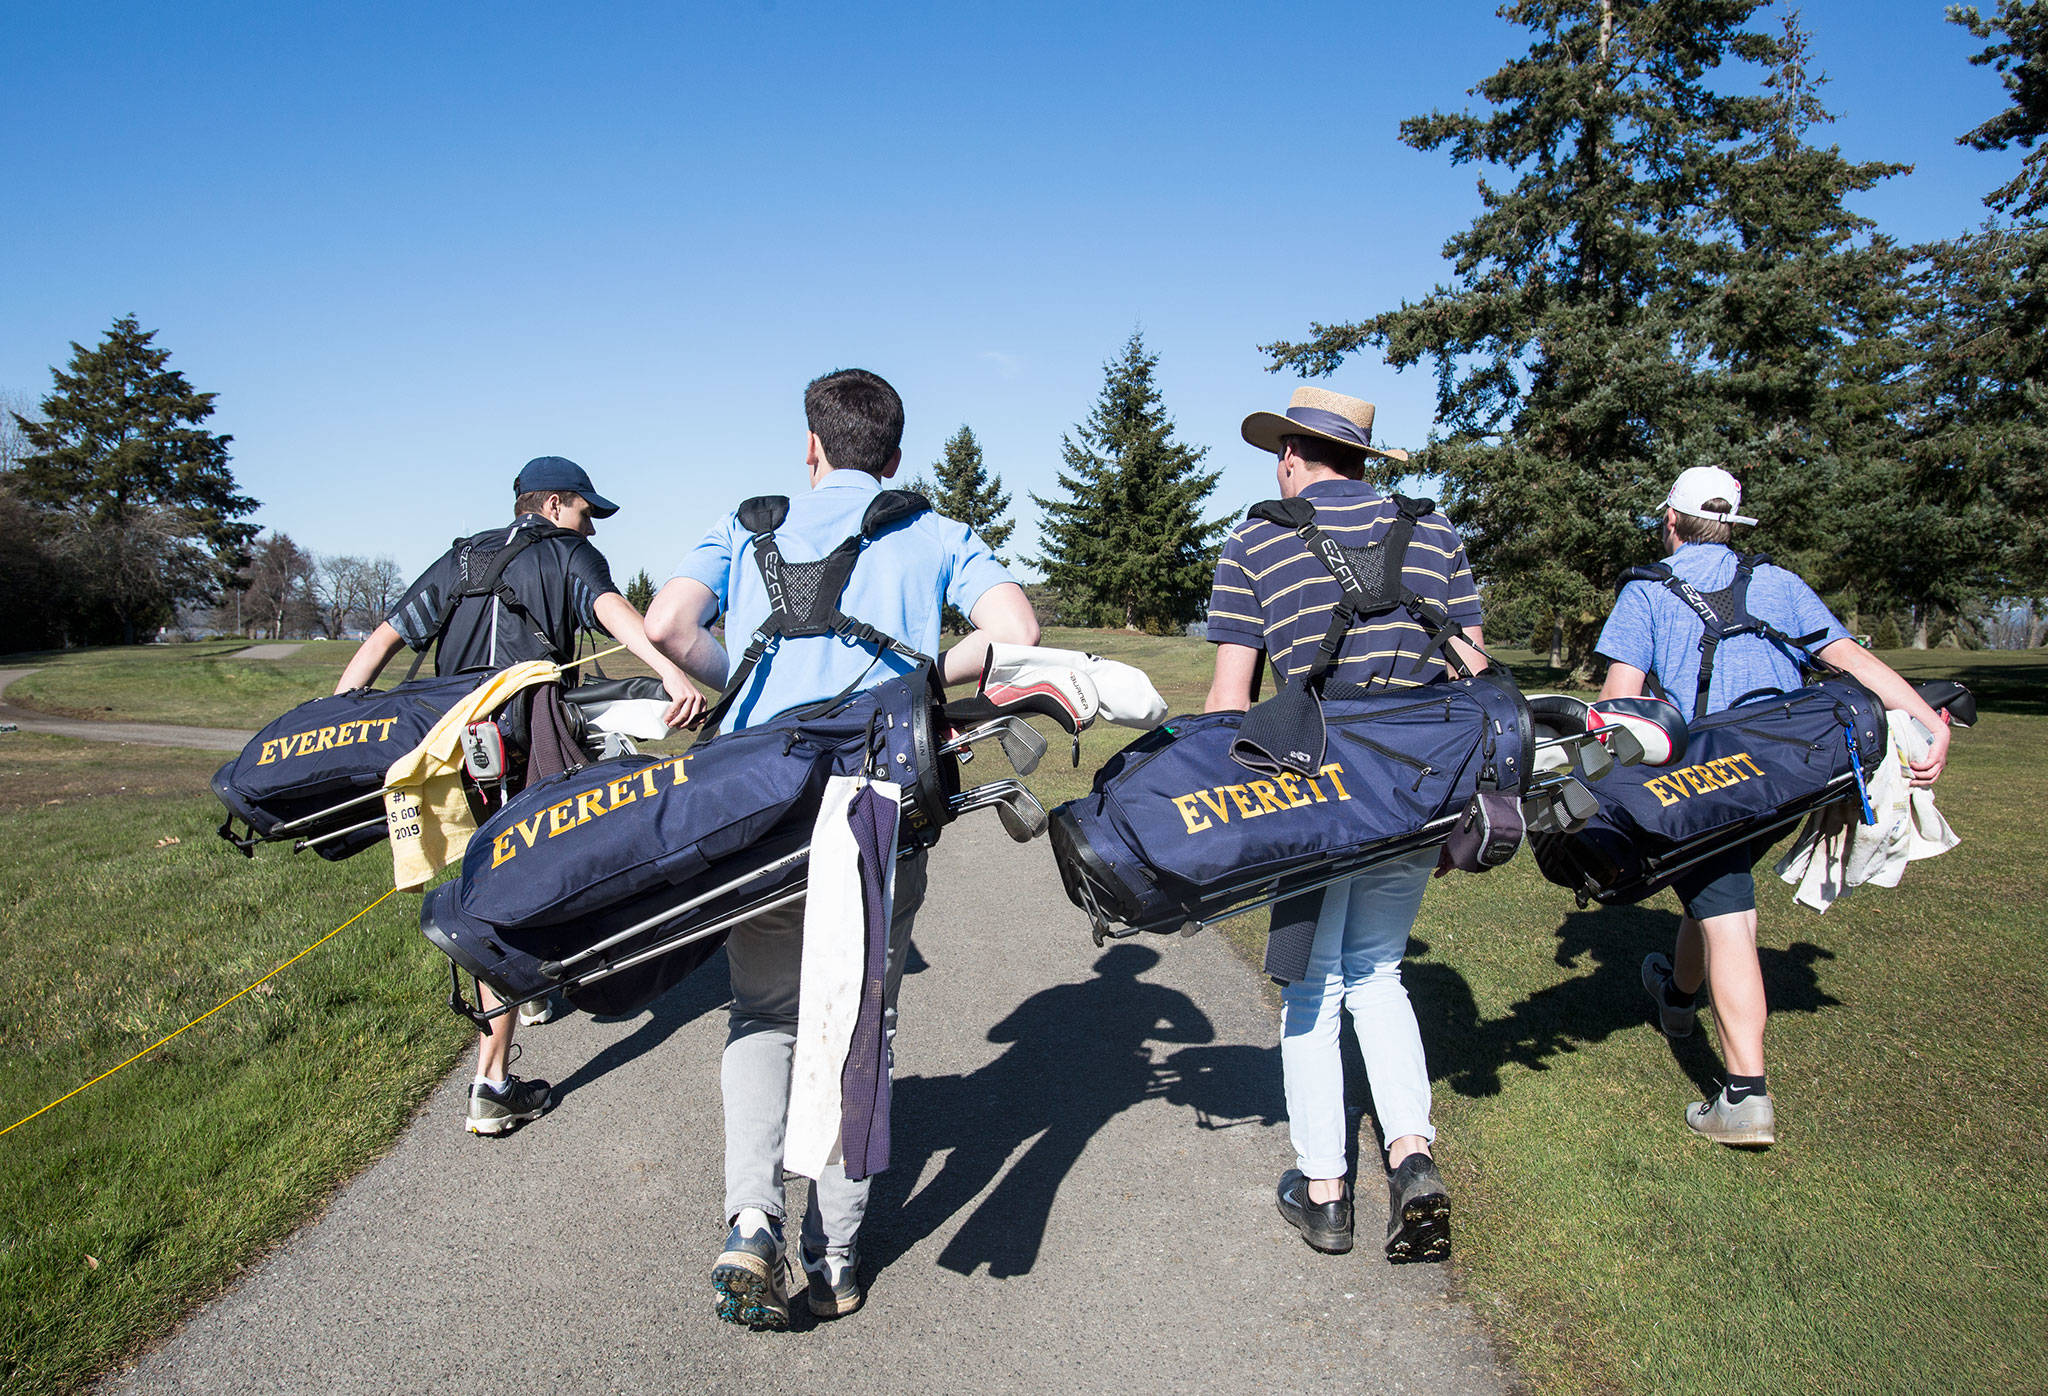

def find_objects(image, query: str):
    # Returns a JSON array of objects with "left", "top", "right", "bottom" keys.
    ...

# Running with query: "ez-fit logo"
[
  {"left": 489, "top": 754, "right": 692, "bottom": 868},
  {"left": 1643, "top": 752, "right": 1766, "bottom": 808},
  {"left": 1312, "top": 534, "right": 1363, "bottom": 597},
  {"left": 256, "top": 719, "right": 401, "bottom": 765},
  {"left": 1169, "top": 761, "right": 1353, "bottom": 836},
  {"left": 760, "top": 550, "right": 785, "bottom": 614}
]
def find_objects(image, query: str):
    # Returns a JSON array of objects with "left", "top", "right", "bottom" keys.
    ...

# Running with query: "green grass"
[
  {"left": 1, "top": 641, "right": 363, "bottom": 729},
  {"left": 1019, "top": 634, "right": 2046, "bottom": 1396},
  {"left": 2, "top": 633, "right": 2042, "bottom": 1395},
  {"left": 0, "top": 735, "right": 470, "bottom": 1395}
]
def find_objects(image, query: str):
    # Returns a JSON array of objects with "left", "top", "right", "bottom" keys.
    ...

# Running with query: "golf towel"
[
  {"left": 1776, "top": 711, "right": 1958, "bottom": 910},
  {"left": 382, "top": 659, "right": 562, "bottom": 891},
  {"left": 786, "top": 775, "right": 900, "bottom": 1181}
]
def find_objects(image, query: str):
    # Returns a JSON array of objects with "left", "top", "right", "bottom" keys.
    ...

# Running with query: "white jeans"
[{"left": 1279, "top": 849, "right": 1437, "bottom": 1179}]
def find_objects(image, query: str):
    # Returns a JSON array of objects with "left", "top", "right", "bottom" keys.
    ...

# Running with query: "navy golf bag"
[
  {"left": 419, "top": 666, "right": 962, "bottom": 1023},
  {"left": 1048, "top": 671, "right": 1536, "bottom": 943},
  {"left": 1529, "top": 677, "right": 1886, "bottom": 906},
  {"left": 212, "top": 672, "right": 500, "bottom": 861},
  {"left": 213, "top": 673, "right": 673, "bottom": 862}
]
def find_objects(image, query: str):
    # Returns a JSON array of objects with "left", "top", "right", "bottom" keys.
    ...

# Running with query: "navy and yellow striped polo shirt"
[{"left": 1205, "top": 478, "right": 1483, "bottom": 689}]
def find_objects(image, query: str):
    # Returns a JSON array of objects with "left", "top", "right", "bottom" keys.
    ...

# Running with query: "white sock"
[
  {"left": 474, "top": 1074, "right": 507, "bottom": 1091},
  {"left": 734, "top": 1206, "right": 773, "bottom": 1236}
]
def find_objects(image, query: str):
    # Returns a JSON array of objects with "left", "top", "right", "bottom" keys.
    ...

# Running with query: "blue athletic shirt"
[
  {"left": 1205, "top": 478, "right": 1483, "bottom": 689},
  {"left": 674, "top": 469, "right": 1017, "bottom": 732},
  {"left": 1595, "top": 542, "right": 1851, "bottom": 718}
]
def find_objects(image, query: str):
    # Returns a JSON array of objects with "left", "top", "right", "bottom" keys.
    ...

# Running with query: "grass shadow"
[
  {"left": 1404, "top": 914, "right": 1840, "bottom": 1104},
  {"left": 861, "top": 943, "right": 1215, "bottom": 1279}
]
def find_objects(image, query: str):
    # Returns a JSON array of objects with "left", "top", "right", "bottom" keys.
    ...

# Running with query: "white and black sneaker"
[
  {"left": 712, "top": 1210, "right": 789, "bottom": 1330},
  {"left": 464, "top": 1075, "right": 552, "bottom": 1136},
  {"left": 801, "top": 1245, "right": 864, "bottom": 1319}
]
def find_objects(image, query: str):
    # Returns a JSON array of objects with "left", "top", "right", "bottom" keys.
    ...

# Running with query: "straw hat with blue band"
[{"left": 1241, "top": 386, "right": 1410, "bottom": 464}]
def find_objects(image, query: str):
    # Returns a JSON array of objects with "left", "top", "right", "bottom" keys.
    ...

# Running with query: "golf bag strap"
[
  {"left": 699, "top": 490, "right": 936, "bottom": 734},
  {"left": 1620, "top": 554, "right": 1831, "bottom": 719},
  {"left": 1248, "top": 494, "right": 1447, "bottom": 689},
  {"left": 402, "top": 523, "right": 578, "bottom": 681}
]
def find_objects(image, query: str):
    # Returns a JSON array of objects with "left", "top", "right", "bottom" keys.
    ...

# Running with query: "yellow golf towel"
[{"left": 383, "top": 660, "right": 563, "bottom": 891}]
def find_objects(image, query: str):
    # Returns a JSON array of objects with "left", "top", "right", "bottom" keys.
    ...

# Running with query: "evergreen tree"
[
  {"left": 13, "top": 316, "right": 258, "bottom": 643},
  {"left": 928, "top": 426, "right": 1015, "bottom": 558},
  {"left": 1266, "top": 2, "right": 1905, "bottom": 673},
  {"left": 1033, "top": 332, "right": 1226, "bottom": 632},
  {"left": 625, "top": 568, "right": 656, "bottom": 613},
  {"left": 1893, "top": 1, "right": 2048, "bottom": 612}
]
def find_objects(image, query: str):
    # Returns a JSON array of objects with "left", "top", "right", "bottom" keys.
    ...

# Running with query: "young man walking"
[
  {"left": 336, "top": 455, "right": 702, "bottom": 1135},
  {"left": 645, "top": 369, "right": 1039, "bottom": 1327},
  {"left": 1202, "top": 387, "right": 1485, "bottom": 1263},
  {"left": 1596, "top": 465, "right": 1949, "bottom": 1146}
]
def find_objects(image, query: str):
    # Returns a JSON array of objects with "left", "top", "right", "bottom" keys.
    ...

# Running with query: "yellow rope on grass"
[{"left": 0, "top": 887, "right": 398, "bottom": 1139}]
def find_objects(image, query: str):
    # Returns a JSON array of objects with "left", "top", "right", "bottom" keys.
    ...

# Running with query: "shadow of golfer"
[
  {"left": 862, "top": 943, "right": 1214, "bottom": 1279},
  {"left": 550, "top": 947, "right": 733, "bottom": 1103},
  {"left": 1403, "top": 908, "right": 1840, "bottom": 1103}
]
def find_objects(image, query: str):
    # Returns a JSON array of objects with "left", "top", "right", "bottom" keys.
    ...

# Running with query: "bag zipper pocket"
[{"left": 1343, "top": 733, "right": 1436, "bottom": 791}]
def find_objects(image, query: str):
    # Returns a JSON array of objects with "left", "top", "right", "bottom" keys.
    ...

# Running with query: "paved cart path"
[
  {"left": 100, "top": 818, "right": 1514, "bottom": 1396},
  {"left": 0, "top": 670, "right": 255, "bottom": 752}
]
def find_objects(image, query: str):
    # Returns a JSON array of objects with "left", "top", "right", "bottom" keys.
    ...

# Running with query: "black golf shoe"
[
  {"left": 1384, "top": 1152, "right": 1450, "bottom": 1264},
  {"left": 1276, "top": 1169, "right": 1353, "bottom": 1254}
]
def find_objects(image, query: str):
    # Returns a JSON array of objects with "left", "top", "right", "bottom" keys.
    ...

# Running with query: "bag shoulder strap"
[
  {"left": 1249, "top": 494, "right": 1467, "bottom": 690},
  {"left": 698, "top": 492, "right": 935, "bottom": 735},
  {"left": 404, "top": 522, "right": 578, "bottom": 680}
]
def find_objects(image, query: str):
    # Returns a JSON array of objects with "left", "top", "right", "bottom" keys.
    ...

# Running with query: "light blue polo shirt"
[
  {"left": 1595, "top": 543, "right": 1851, "bottom": 718},
  {"left": 675, "top": 469, "right": 1017, "bottom": 731}
]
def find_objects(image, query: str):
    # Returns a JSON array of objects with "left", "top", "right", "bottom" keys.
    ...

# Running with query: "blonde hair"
[{"left": 1672, "top": 500, "right": 1735, "bottom": 546}]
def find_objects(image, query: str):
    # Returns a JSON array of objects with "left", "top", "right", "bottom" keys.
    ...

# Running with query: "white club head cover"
[
  {"left": 979, "top": 651, "right": 1101, "bottom": 731},
  {"left": 982, "top": 642, "right": 1167, "bottom": 729},
  {"left": 576, "top": 698, "right": 675, "bottom": 743}
]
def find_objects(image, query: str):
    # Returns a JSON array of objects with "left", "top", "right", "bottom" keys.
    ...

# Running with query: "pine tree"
[
  {"left": 1265, "top": 2, "right": 1905, "bottom": 673},
  {"left": 928, "top": 426, "right": 1014, "bottom": 558},
  {"left": 625, "top": 568, "right": 656, "bottom": 613},
  {"left": 1033, "top": 332, "right": 1226, "bottom": 632},
  {"left": 13, "top": 316, "right": 258, "bottom": 643}
]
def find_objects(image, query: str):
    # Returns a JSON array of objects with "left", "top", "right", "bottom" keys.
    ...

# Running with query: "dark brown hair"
[
  {"left": 805, "top": 369, "right": 905, "bottom": 477},
  {"left": 1281, "top": 433, "right": 1368, "bottom": 480}
]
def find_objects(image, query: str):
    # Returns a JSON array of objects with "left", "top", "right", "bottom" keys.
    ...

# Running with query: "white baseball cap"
[{"left": 1664, "top": 466, "right": 1757, "bottom": 527}]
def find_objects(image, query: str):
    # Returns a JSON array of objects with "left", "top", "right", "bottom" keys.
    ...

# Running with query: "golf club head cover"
[
  {"left": 1445, "top": 788, "right": 1525, "bottom": 872},
  {"left": 1587, "top": 696, "right": 1688, "bottom": 766},
  {"left": 1229, "top": 682, "right": 1326, "bottom": 778},
  {"left": 972, "top": 645, "right": 1099, "bottom": 732},
  {"left": 1526, "top": 693, "right": 1593, "bottom": 773},
  {"left": 981, "top": 642, "right": 1166, "bottom": 729}
]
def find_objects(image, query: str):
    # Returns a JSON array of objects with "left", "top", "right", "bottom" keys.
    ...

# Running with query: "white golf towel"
[
  {"left": 785, "top": 774, "right": 900, "bottom": 1180},
  {"left": 1776, "top": 711, "right": 1958, "bottom": 911}
]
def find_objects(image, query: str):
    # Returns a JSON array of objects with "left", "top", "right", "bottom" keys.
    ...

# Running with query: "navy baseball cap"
[{"left": 515, "top": 456, "right": 619, "bottom": 517}]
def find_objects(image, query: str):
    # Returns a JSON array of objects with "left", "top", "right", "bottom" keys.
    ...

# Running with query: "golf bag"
[
  {"left": 212, "top": 673, "right": 671, "bottom": 861},
  {"left": 1529, "top": 677, "right": 1887, "bottom": 906},
  {"left": 212, "top": 672, "right": 500, "bottom": 861},
  {"left": 419, "top": 665, "right": 973, "bottom": 1023},
  {"left": 1048, "top": 670, "right": 1537, "bottom": 943}
]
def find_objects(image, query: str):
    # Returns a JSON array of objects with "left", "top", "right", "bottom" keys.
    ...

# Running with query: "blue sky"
[{"left": 3, "top": 1, "right": 2025, "bottom": 587}]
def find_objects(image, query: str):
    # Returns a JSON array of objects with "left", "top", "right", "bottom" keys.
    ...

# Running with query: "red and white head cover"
[{"left": 1588, "top": 696, "right": 1689, "bottom": 767}]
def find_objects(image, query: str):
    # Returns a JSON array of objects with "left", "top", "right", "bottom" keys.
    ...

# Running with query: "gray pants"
[{"left": 722, "top": 848, "right": 927, "bottom": 1259}]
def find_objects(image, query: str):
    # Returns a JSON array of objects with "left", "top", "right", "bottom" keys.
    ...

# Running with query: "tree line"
[
  {"left": 1264, "top": 0, "right": 2048, "bottom": 666},
  {"left": 6, "top": 2, "right": 2042, "bottom": 658}
]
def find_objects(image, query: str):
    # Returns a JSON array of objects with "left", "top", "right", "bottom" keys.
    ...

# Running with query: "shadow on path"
[
  {"left": 552, "top": 948, "right": 734, "bottom": 1102},
  {"left": 864, "top": 944, "right": 1224, "bottom": 1279}
]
